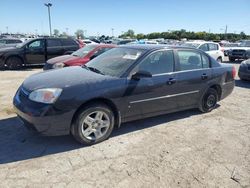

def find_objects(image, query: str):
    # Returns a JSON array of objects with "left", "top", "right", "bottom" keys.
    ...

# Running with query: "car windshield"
[
  {"left": 86, "top": 47, "right": 145, "bottom": 77},
  {"left": 239, "top": 41, "right": 250, "bottom": 47},
  {"left": 71, "top": 45, "right": 97, "bottom": 57},
  {"left": 182, "top": 43, "right": 200, "bottom": 48}
]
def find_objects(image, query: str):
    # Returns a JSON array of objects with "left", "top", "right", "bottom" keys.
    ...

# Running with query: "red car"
[{"left": 43, "top": 44, "right": 116, "bottom": 70}]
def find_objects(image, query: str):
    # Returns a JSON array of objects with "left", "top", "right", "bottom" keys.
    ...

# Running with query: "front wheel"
[
  {"left": 71, "top": 103, "right": 115, "bottom": 145},
  {"left": 199, "top": 88, "right": 218, "bottom": 113},
  {"left": 6, "top": 57, "right": 23, "bottom": 70}
]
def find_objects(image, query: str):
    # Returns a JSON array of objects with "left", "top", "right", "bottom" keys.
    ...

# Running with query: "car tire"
[
  {"left": 217, "top": 57, "right": 222, "bottom": 63},
  {"left": 229, "top": 57, "right": 235, "bottom": 62},
  {"left": 6, "top": 56, "right": 23, "bottom": 70},
  {"left": 71, "top": 103, "right": 115, "bottom": 145},
  {"left": 199, "top": 88, "right": 218, "bottom": 113}
]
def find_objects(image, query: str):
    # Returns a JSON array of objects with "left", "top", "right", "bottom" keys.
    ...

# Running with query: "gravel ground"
[{"left": 0, "top": 62, "right": 249, "bottom": 188}]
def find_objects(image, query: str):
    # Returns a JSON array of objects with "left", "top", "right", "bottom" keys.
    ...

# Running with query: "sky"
[{"left": 0, "top": 0, "right": 250, "bottom": 36}]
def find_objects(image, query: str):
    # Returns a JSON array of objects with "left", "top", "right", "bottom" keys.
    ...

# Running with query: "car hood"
[
  {"left": 243, "top": 59, "right": 250, "bottom": 65},
  {"left": 0, "top": 46, "right": 19, "bottom": 52},
  {"left": 47, "top": 55, "right": 80, "bottom": 64},
  {"left": 231, "top": 47, "right": 250, "bottom": 50},
  {"left": 22, "top": 66, "right": 114, "bottom": 91}
]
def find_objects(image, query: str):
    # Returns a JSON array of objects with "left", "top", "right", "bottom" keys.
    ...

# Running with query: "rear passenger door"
[
  {"left": 174, "top": 49, "right": 212, "bottom": 108},
  {"left": 207, "top": 43, "right": 219, "bottom": 60},
  {"left": 46, "top": 39, "right": 64, "bottom": 60}
]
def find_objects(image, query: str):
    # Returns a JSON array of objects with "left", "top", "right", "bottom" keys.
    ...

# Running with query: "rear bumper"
[
  {"left": 13, "top": 88, "right": 75, "bottom": 136},
  {"left": 220, "top": 81, "right": 235, "bottom": 100}
]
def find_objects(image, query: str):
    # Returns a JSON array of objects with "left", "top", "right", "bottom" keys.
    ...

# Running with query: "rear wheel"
[
  {"left": 217, "top": 57, "right": 222, "bottom": 63},
  {"left": 71, "top": 103, "right": 115, "bottom": 145},
  {"left": 6, "top": 57, "right": 23, "bottom": 70},
  {"left": 199, "top": 88, "right": 218, "bottom": 113}
]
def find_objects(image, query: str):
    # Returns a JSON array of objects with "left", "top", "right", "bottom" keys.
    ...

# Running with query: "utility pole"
[
  {"left": 111, "top": 28, "right": 114, "bottom": 38},
  {"left": 44, "top": 3, "right": 52, "bottom": 36}
]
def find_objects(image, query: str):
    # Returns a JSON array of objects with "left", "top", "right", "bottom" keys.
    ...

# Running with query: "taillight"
[
  {"left": 220, "top": 47, "right": 224, "bottom": 53},
  {"left": 232, "top": 66, "right": 236, "bottom": 79}
]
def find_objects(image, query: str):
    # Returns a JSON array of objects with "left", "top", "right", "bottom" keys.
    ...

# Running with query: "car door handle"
[
  {"left": 167, "top": 78, "right": 177, "bottom": 85},
  {"left": 201, "top": 74, "right": 208, "bottom": 80}
]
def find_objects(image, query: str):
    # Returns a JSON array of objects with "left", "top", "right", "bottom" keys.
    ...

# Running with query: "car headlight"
[
  {"left": 29, "top": 88, "right": 62, "bottom": 104},
  {"left": 52, "top": 63, "right": 65, "bottom": 69}
]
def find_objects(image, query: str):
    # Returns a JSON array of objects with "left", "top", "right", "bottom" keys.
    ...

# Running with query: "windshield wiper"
[{"left": 87, "top": 66, "right": 105, "bottom": 75}]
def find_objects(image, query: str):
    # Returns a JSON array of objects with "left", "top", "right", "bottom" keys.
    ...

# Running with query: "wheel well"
[
  {"left": 5, "top": 55, "right": 24, "bottom": 65},
  {"left": 71, "top": 98, "right": 120, "bottom": 129},
  {"left": 210, "top": 85, "right": 222, "bottom": 100}
]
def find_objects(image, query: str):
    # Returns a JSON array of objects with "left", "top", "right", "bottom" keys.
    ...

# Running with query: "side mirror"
[{"left": 131, "top": 70, "right": 152, "bottom": 80}]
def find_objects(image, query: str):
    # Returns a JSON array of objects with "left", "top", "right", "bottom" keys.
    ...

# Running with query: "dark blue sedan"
[{"left": 13, "top": 45, "right": 235, "bottom": 145}]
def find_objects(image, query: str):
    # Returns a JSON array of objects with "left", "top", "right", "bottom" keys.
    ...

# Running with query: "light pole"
[
  {"left": 44, "top": 3, "right": 52, "bottom": 36},
  {"left": 111, "top": 28, "right": 114, "bottom": 38}
]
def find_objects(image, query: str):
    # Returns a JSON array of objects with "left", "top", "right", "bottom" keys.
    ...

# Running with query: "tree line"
[
  {"left": 53, "top": 28, "right": 250, "bottom": 42},
  {"left": 119, "top": 29, "right": 250, "bottom": 42}
]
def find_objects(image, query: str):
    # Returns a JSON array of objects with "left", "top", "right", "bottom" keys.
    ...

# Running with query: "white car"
[{"left": 184, "top": 41, "right": 225, "bottom": 62}]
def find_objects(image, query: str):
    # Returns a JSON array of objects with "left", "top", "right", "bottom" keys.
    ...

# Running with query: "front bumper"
[{"left": 13, "top": 87, "right": 75, "bottom": 136}]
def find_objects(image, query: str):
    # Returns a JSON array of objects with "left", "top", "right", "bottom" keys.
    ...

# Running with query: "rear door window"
[
  {"left": 208, "top": 43, "right": 218, "bottom": 51},
  {"left": 177, "top": 50, "right": 202, "bottom": 71},
  {"left": 61, "top": 39, "right": 77, "bottom": 46},
  {"left": 199, "top": 44, "right": 209, "bottom": 51},
  {"left": 47, "top": 39, "right": 62, "bottom": 47}
]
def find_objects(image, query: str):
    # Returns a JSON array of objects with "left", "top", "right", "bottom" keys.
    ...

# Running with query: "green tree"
[
  {"left": 53, "top": 29, "right": 60, "bottom": 36},
  {"left": 75, "top": 29, "right": 84, "bottom": 39}
]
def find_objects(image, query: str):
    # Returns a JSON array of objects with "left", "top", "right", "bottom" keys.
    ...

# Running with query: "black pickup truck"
[{"left": 0, "top": 37, "right": 81, "bottom": 70}]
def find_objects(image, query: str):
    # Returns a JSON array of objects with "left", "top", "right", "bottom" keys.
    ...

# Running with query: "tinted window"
[
  {"left": 177, "top": 50, "right": 202, "bottom": 70},
  {"left": 47, "top": 39, "right": 61, "bottom": 47},
  {"left": 199, "top": 44, "right": 209, "bottom": 51},
  {"left": 201, "top": 54, "right": 210, "bottom": 68},
  {"left": 138, "top": 50, "right": 174, "bottom": 75},
  {"left": 61, "top": 39, "right": 77, "bottom": 46},
  {"left": 28, "top": 40, "right": 44, "bottom": 48},
  {"left": 208, "top": 43, "right": 218, "bottom": 51}
]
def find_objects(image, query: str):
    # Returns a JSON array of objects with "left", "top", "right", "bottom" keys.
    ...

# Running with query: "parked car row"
[{"left": 13, "top": 45, "right": 236, "bottom": 145}]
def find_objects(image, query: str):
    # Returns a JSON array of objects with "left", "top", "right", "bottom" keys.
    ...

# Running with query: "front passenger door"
[
  {"left": 25, "top": 39, "right": 45, "bottom": 64},
  {"left": 125, "top": 50, "right": 178, "bottom": 118}
]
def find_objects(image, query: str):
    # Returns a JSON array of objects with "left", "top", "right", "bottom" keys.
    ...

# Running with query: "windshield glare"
[
  {"left": 72, "top": 45, "right": 97, "bottom": 57},
  {"left": 86, "top": 47, "right": 145, "bottom": 77}
]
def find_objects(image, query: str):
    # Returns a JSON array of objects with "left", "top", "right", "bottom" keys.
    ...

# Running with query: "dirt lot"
[{"left": 0, "top": 63, "right": 249, "bottom": 188}]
